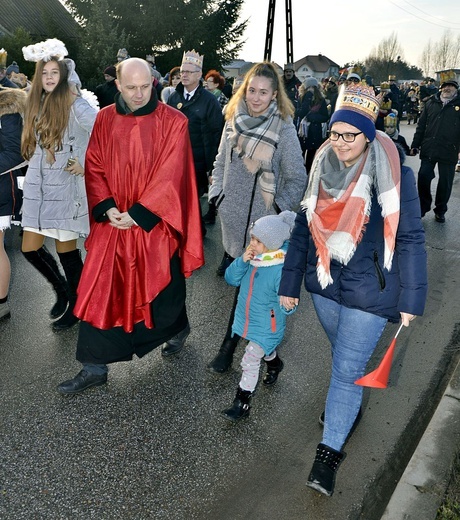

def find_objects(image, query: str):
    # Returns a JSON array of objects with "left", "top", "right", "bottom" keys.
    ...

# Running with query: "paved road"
[{"left": 1, "top": 122, "right": 459, "bottom": 519}]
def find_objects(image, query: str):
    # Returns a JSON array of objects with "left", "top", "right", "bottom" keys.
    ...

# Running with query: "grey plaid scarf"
[{"left": 230, "top": 99, "right": 284, "bottom": 209}]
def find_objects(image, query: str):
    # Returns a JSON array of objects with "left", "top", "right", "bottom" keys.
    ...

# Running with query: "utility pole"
[{"left": 263, "top": 0, "right": 294, "bottom": 64}]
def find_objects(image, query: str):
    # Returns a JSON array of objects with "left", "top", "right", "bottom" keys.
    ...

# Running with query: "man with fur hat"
[{"left": 410, "top": 78, "right": 460, "bottom": 222}]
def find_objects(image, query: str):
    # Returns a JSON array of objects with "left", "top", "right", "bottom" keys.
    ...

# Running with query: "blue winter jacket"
[
  {"left": 225, "top": 242, "right": 292, "bottom": 355},
  {"left": 279, "top": 165, "right": 427, "bottom": 322}
]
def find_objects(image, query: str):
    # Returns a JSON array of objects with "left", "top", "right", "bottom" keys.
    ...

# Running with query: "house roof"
[
  {"left": 0, "top": 0, "right": 79, "bottom": 40},
  {"left": 294, "top": 54, "right": 340, "bottom": 72}
]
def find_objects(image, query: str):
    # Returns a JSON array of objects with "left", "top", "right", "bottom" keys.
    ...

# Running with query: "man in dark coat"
[
  {"left": 94, "top": 66, "right": 118, "bottom": 108},
  {"left": 283, "top": 63, "right": 301, "bottom": 110},
  {"left": 167, "top": 50, "right": 224, "bottom": 226},
  {"left": 410, "top": 79, "right": 460, "bottom": 222}
]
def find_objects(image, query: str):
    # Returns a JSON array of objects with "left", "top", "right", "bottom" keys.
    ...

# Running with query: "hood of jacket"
[{"left": 0, "top": 87, "right": 28, "bottom": 118}]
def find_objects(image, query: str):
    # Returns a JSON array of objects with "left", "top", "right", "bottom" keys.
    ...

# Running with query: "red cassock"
[{"left": 74, "top": 102, "right": 204, "bottom": 333}]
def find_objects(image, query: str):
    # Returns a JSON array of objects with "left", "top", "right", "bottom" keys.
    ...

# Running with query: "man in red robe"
[{"left": 58, "top": 58, "right": 204, "bottom": 394}]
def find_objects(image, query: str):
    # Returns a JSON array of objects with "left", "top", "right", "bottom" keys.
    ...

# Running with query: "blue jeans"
[{"left": 311, "top": 294, "right": 387, "bottom": 451}]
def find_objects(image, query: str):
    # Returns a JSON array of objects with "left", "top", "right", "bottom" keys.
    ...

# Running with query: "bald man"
[{"left": 58, "top": 58, "right": 204, "bottom": 394}]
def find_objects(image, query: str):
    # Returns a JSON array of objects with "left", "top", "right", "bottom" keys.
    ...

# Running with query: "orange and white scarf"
[{"left": 301, "top": 131, "right": 401, "bottom": 288}]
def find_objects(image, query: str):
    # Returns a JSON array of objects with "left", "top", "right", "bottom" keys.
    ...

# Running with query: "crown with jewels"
[
  {"left": 335, "top": 83, "right": 380, "bottom": 123},
  {"left": 182, "top": 49, "right": 204, "bottom": 70}
]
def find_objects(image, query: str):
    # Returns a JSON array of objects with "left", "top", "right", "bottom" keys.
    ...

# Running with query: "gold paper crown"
[
  {"left": 182, "top": 49, "right": 204, "bottom": 70},
  {"left": 380, "top": 81, "right": 390, "bottom": 90},
  {"left": 335, "top": 83, "right": 380, "bottom": 123},
  {"left": 440, "top": 69, "right": 456, "bottom": 83},
  {"left": 384, "top": 113, "right": 397, "bottom": 128},
  {"left": 0, "top": 49, "right": 7, "bottom": 68}
]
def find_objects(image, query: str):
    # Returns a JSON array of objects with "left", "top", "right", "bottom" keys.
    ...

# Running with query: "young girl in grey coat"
[{"left": 21, "top": 39, "right": 97, "bottom": 330}]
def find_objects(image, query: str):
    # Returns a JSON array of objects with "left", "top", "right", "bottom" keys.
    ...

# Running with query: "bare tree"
[
  {"left": 419, "top": 40, "right": 433, "bottom": 78},
  {"left": 420, "top": 30, "right": 460, "bottom": 77},
  {"left": 369, "top": 32, "right": 404, "bottom": 63}
]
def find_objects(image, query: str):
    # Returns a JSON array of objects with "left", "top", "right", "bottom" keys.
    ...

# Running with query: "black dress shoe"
[
  {"left": 57, "top": 370, "right": 107, "bottom": 394},
  {"left": 161, "top": 323, "right": 190, "bottom": 357},
  {"left": 434, "top": 213, "right": 445, "bottom": 223}
]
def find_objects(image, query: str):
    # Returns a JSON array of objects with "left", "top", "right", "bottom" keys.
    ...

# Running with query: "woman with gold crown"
[
  {"left": 279, "top": 82, "right": 427, "bottom": 497},
  {"left": 20, "top": 39, "right": 98, "bottom": 331}
]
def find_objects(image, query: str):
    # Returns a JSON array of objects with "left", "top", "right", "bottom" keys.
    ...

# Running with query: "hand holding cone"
[{"left": 354, "top": 323, "right": 404, "bottom": 389}]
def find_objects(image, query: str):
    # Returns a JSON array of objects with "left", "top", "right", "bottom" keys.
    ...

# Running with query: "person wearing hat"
[
  {"left": 207, "top": 62, "right": 306, "bottom": 374},
  {"left": 283, "top": 63, "right": 302, "bottom": 110},
  {"left": 221, "top": 211, "right": 297, "bottom": 422},
  {"left": 95, "top": 65, "right": 118, "bottom": 108},
  {"left": 324, "top": 76, "right": 339, "bottom": 114},
  {"left": 388, "top": 74, "right": 402, "bottom": 121},
  {"left": 167, "top": 50, "right": 224, "bottom": 230},
  {"left": 295, "top": 76, "right": 329, "bottom": 171},
  {"left": 345, "top": 72, "right": 361, "bottom": 85},
  {"left": 383, "top": 112, "right": 410, "bottom": 154},
  {"left": 0, "top": 66, "right": 18, "bottom": 89},
  {"left": 279, "top": 82, "right": 427, "bottom": 497},
  {"left": 410, "top": 78, "right": 460, "bottom": 222},
  {"left": 20, "top": 38, "right": 98, "bottom": 331}
]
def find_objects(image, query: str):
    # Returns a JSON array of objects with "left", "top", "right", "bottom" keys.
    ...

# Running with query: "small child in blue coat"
[{"left": 222, "top": 211, "right": 296, "bottom": 422}]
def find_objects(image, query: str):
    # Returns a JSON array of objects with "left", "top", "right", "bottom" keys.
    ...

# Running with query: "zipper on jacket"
[
  {"left": 242, "top": 267, "right": 258, "bottom": 338},
  {"left": 373, "top": 250, "right": 386, "bottom": 291},
  {"left": 9, "top": 171, "right": 16, "bottom": 217},
  {"left": 270, "top": 309, "right": 276, "bottom": 333}
]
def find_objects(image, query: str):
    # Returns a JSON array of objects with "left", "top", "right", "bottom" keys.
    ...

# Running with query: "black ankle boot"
[
  {"left": 216, "top": 252, "right": 234, "bottom": 277},
  {"left": 203, "top": 201, "right": 217, "bottom": 225},
  {"left": 222, "top": 387, "right": 252, "bottom": 422},
  {"left": 52, "top": 250, "right": 83, "bottom": 331},
  {"left": 306, "top": 443, "right": 345, "bottom": 497},
  {"left": 23, "top": 247, "right": 69, "bottom": 319},
  {"left": 263, "top": 354, "right": 284, "bottom": 386},
  {"left": 208, "top": 335, "right": 239, "bottom": 373}
]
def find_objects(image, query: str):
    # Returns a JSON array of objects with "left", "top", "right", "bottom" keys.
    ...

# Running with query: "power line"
[
  {"left": 387, "top": 0, "right": 460, "bottom": 30},
  {"left": 401, "top": 0, "right": 460, "bottom": 27}
]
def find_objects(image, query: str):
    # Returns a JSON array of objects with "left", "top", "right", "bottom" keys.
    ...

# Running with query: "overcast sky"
[{"left": 237, "top": 0, "right": 460, "bottom": 69}]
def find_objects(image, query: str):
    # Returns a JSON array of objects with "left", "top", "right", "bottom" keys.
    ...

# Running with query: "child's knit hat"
[{"left": 250, "top": 211, "right": 296, "bottom": 251}]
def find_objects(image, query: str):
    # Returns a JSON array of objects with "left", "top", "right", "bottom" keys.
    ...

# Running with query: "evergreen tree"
[{"left": 64, "top": 0, "right": 247, "bottom": 76}]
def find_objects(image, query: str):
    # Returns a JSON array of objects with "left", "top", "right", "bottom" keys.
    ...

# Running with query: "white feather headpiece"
[{"left": 22, "top": 38, "right": 68, "bottom": 63}]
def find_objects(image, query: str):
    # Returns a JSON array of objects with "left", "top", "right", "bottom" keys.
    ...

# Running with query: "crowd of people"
[{"left": 3, "top": 37, "right": 460, "bottom": 498}]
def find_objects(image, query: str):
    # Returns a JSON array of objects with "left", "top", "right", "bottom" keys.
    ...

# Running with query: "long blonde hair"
[
  {"left": 21, "top": 59, "right": 73, "bottom": 160},
  {"left": 225, "top": 62, "right": 294, "bottom": 122}
]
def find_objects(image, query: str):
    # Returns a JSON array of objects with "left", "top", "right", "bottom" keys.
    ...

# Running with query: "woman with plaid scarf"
[
  {"left": 279, "top": 83, "right": 428, "bottom": 497},
  {"left": 207, "top": 62, "right": 307, "bottom": 375}
]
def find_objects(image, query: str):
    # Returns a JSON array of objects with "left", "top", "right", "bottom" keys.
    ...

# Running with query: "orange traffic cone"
[{"left": 354, "top": 323, "right": 404, "bottom": 389}]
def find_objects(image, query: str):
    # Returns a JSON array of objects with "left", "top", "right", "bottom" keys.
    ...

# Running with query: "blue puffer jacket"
[
  {"left": 279, "top": 165, "right": 428, "bottom": 322},
  {"left": 225, "top": 242, "right": 292, "bottom": 355}
]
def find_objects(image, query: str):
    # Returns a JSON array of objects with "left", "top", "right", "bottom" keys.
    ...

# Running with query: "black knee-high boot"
[
  {"left": 52, "top": 249, "right": 83, "bottom": 331},
  {"left": 22, "top": 246, "right": 69, "bottom": 319}
]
